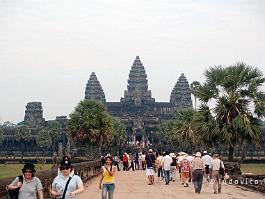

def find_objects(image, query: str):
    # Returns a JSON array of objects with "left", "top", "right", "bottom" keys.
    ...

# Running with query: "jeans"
[
  {"left": 193, "top": 170, "right": 203, "bottom": 193},
  {"left": 102, "top": 183, "right": 115, "bottom": 199},
  {"left": 164, "top": 170, "right": 170, "bottom": 184},
  {"left": 157, "top": 167, "right": 164, "bottom": 178}
]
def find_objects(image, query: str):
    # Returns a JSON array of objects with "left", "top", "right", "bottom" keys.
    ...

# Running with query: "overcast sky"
[{"left": 0, "top": 0, "right": 265, "bottom": 123}]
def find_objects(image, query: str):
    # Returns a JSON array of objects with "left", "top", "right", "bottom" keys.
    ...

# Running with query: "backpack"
[
  {"left": 7, "top": 175, "right": 23, "bottom": 199},
  {"left": 123, "top": 155, "right": 128, "bottom": 162}
]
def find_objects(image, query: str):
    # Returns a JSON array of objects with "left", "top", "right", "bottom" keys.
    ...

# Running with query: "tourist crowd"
[{"left": 101, "top": 149, "right": 225, "bottom": 196}]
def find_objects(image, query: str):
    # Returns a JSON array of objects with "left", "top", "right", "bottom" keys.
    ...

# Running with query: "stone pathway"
[{"left": 79, "top": 170, "right": 264, "bottom": 199}]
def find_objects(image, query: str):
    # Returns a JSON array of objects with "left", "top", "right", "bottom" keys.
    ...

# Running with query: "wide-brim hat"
[
  {"left": 178, "top": 152, "right": 187, "bottom": 156},
  {"left": 22, "top": 163, "right": 36, "bottom": 172},
  {"left": 195, "top": 152, "right": 201, "bottom": 157}
]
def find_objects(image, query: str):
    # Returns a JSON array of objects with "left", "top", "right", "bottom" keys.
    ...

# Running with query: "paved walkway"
[{"left": 79, "top": 170, "right": 264, "bottom": 199}]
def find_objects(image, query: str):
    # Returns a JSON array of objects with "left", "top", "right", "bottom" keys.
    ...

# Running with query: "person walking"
[
  {"left": 191, "top": 152, "right": 205, "bottom": 194},
  {"left": 145, "top": 149, "right": 156, "bottom": 185},
  {"left": 51, "top": 159, "right": 84, "bottom": 198},
  {"left": 170, "top": 153, "right": 177, "bottom": 182},
  {"left": 113, "top": 154, "right": 120, "bottom": 171},
  {"left": 156, "top": 152, "right": 164, "bottom": 181},
  {"left": 8, "top": 163, "right": 44, "bottom": 199},
  {"left": 127, "top": 153, "right": 135, "bottom": 171},
  {"left": 210, "top": 154, "right": 224, "bottom": 194},
  {"left": 141, "top": 152, "right": 146, "bottom": 170},
  {"left": 134, "top": 153, "right": 140, "bottom": 170},
  {"left": 162, "top": 151, "right": 172, "bottom": 185},
  {"left": 180, "top": 155, "right": 191, "bottom": 187},
  {"left": 122, "top": 153, "right": 129, "bottom": 171},
  {"left": 202, "top": 151, "right": 212, "bottom": 181},
  {"left": 99, "top": 156, "right": 116, "bottom": 199}
]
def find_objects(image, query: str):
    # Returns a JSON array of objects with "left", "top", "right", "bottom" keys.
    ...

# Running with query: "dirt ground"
[{"left": 79, "top": 169, "right": 264, "bottom": 199}]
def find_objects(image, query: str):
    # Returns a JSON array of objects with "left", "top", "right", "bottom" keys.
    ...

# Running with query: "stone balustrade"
[
  {"left": 224, "top": 162, "right": 265, "bottom": 193},
  {"left": 0, "top": 160, "right": 101, "bottom": 198}
]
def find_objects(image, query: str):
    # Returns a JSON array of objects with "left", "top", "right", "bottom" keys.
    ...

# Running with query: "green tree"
[
  {"left": 110, "top": 117, "right": 126, "bottom": 147},
  {"left": 190, "top": 81, "right": 201, "bottom": 111},
  {"left": 159, "top": 108, "right": 202, "bottom": 151},
  {"left": 36, "top": 128, "right": 52, "bottom": 149},
  {"left": 16, "top": 125, "right": 32, "bottom": 159},
  {"left": 173, "top": 108, "right": 202, "bottom": 149},
  {"left": 0, "top": 127, "right": 4, "bottom": 145},
  {"left": 68, "top": 100, "right": 113, "bottom": 146},
  {"left": 196, "top": 63, "right": 265, "bottom": 161}
]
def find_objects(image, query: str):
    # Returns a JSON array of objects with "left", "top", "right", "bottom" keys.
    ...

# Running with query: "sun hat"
[
  {"left": 195, "top": 152, "right": 201, "bottom": 157},
  {"left": 22, "top": 163, "right": 36, "bottom": 172},
  {"left": 178, "top": 152, "right": 187, "bottom": 156}
]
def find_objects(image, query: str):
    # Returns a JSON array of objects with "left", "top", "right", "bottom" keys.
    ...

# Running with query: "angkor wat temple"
[
  {"left": 0, "top": 56, "right": 192, "bottom": 152},
  {"left": 85, "top": 56, "right": 192, "bottom": 146}
]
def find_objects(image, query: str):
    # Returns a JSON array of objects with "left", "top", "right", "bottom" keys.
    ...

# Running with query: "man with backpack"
[{"left": 122, "top": 152, "right": 129, "bottom": 171}]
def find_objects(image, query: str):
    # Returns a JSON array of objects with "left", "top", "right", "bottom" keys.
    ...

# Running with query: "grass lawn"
[
  {"left": 0, "top": 164, "right": 53, "bottom": 179},
  {"left": 241, "top": 164, "right": 265, "bottom": 175}
]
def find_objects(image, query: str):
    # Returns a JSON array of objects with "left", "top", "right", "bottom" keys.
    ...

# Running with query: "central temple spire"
[{"left": 123, "top": 56, "right": 153, "bottom": 102}]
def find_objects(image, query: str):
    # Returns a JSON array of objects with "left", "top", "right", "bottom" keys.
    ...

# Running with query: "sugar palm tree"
[
  {"left": 68, "top": 100, "right": 113, "bottom": 147},
  {"left": 196, "top": 63, "right": 265, "bottom": 161},
  {"left": 173, "top": 108, "right": 202, "bottom": 150},
  {"left": 190, "top": 81, "right": 201, "bottom": 111},
  {"left": 16, "top": 125, "right": 32, "bottom": 159}
]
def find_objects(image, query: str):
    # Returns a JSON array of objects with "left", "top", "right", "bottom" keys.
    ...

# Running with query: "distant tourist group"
[{"left": 101, "top": 149, "right": 225, "bottom": 196}]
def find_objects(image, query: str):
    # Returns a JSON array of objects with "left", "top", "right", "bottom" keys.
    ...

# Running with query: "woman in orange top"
[{"left": 99, "top": 156, "right": 116, "bottom": 199}]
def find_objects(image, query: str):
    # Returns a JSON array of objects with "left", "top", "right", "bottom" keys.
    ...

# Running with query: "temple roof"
[{"left": 85, "top": 72, "right": 106, "bottom": 103}]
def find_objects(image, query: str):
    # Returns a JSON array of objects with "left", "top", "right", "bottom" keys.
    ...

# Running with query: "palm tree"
[
  {"left": 196, "top": 63, "right": 265, "bottom": 161},
  {"left": 173, "top": 108, "right": 202, "bottom": 150},
  {"left": 68, "top": 100, "right": 113, "bottom": 147},
  {"left": 16, "top": 125, "right": 32, "bottom": 159},
  {"left": 159, "top": 108, "right": 202, "bottom": 151},
  {"left": 190, "top": 81, "right": 201, "bottom": 111}
]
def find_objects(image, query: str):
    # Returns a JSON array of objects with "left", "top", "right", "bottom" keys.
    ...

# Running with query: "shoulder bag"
[
  {"left": 219, "top": 161, "right": 225, "bottom": 176},
  {"left": 61, "top": 175, "right": 73, "bottom": 199},
  {"left": 7, "top": 175, "right": 23, "bottom": 199}
]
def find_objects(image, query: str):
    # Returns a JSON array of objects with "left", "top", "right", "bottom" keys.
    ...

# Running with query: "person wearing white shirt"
[
  {"left": 210, "top": 154, "right": 224, "bottom": 194},
  {"left": 202, "top": 151, "right": 212, "bottom": 181},
  {"left": 162, "top": 151, "right": 172, "bottom": 185}
]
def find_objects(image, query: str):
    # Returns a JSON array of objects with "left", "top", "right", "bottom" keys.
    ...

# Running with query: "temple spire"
[
  {"left": 123, "top": 56, "right": 152, "bottom": 101},
  {"left": 170, "top": 73, "right": 192, "bottom": 108},
  {"left": 85, "top": 72, "right": 106, "bottom": 103}
]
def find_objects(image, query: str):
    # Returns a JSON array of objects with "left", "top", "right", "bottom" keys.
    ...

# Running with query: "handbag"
[
  {"left": 219, "top": 161, "right": 224, "bottom": 176},
  {"left": 7, "top": 176, "right": 23, "bottom": 199}
]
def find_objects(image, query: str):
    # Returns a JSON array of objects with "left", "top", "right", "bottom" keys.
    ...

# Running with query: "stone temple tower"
[
  {"left": 122, "top": 56, "right": 154, "bottom": 105},
  {"left": 24, "top": 102, "right": 45, "bottom": 129},
  {"left": 85, "top": 72, "right": 106, "bottom": 103},
  {"left": 170, "top": 73, "right": 192, "bottom": 108}
]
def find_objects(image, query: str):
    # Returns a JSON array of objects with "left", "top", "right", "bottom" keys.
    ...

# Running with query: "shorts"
[{"left": 146, "top": 168, "right": 154, "bottom": 176}]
